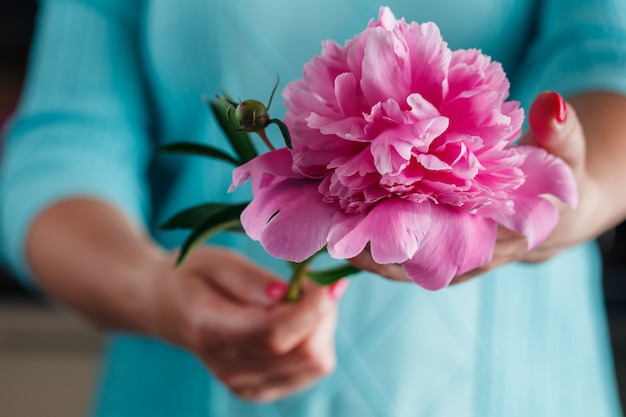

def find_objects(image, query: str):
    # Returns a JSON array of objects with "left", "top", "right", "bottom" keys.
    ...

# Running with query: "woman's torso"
[{"left": 92, "top": 1, "right": 621, "bottom": 416}]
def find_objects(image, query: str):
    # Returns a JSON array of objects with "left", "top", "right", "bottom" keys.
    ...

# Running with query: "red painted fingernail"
[
  {"left": 329, "top": 279, "right": 349, "bottom": 301},
  {"left": 265, "top": 282, "right": 288, "bottom": 300},
  {"left": 551, "top": 91, "right": 567, "bottom": 123}
]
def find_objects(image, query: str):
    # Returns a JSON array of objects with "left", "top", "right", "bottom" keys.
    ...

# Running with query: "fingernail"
[
  {"left": 265, "top": 281, "right": 288, "bottom": 301},
  {"left": 551, "top": 91, "right": 567, "bottom": 123},
  {"left": 329, "top": 279, "right": 349, "bottom": 301}
]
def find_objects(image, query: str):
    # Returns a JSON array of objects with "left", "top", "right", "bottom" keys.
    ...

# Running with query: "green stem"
[
  {"left": 284, "top": 248, "right": 329, "bottom": 302},
  {"left": 256, "top": 129, "right": 275, "bottom": 151},
  {"left": 269, "top": 119, "right": 292, "bottom": 149},
  {"left": 285, "top": 260, "right": 310, "bottom": 302}
]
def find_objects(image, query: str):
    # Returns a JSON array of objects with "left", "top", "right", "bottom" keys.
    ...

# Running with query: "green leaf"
[
  {"left": 225, "top": 224, "right": 245, "bottom": 233},
  {"left": 159, "top": 203, "right": 244, "bottom": 231},
  {"left": 176, "top": 203, "right": 248, "bottom": 265},
  {"left": 155, "top": 142, "right": 241, "bottom": 166},
  {"left": 207, "top": 97, "right": 258, "bottom": 163},
  {"left": 306, "top": 263, "right": 361, "bottom": 286}
]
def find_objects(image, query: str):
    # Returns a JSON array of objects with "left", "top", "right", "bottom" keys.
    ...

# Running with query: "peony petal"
[
  {"left": 375, "top": 6, "right": 398, "bottom": 30},
  {"left": 230, "top": 148, "right": 300, "bottom": 191},
  {"left": 380, "top": 163, "right": 426, "bottom": 193},
  {"left": 485, "top": 145, "right": 577, "bottom": 249},
  {"left": 307, "top": 113, "right": 367, "bottom": 140},
  {"left": 239, "top": 178, "right": 303, "bottom": 240},
  {"left": 328, "top": 198, "right": 432, "bottom": 263},
  {"left": 370, "top": 125, "right": 414, "bottom": 175},
  {"left": 406, "top": 92, "right": 443, "bottom": 119},
  {"left": 443, "top": 90, "right": 502, "bottom": 130},
  {"left": 494, "top": 195, "right": 559, "bottom": 250},
  {"left": 292, "top": 135, "right": 366, "bottom": 178},
  {"left": 369, "top": 113, "right": 448, "bottom": 175},
  {"left": 416, "top": 154, "right": 451, "bottom": 171},
  {"left": 284, "top": 77, "right": 335, "bottom": 118},
  {"left": 360, "top": 27, "right": 410, "bottom": 106},
  {"left": 402, "top": 206, "right": 497, "bottom": 290},
  {"left": 330, "top": 147, "right": 376, "bottom": 177},
  {"left": 449, "top": 49, "right": 510, "bottom": 100},
  {"left": 241, "top": 179, "right": 336, "bottom": 262},
  {"left": 335, "top": 72, "right": 365, "bottom": 116},
  {"left": 404, "top": 22, "right": 451, "bottom": 106},
  {"left": 326, "top": 212, "right": 370, "bottom": 259},
  {"left": 515, "top": 146, "right": 578, "bottom": 209}
]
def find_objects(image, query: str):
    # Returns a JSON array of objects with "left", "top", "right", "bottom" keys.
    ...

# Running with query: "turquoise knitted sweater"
[{"left": 2, "top": 0, "right": 626, "bottom": 415}]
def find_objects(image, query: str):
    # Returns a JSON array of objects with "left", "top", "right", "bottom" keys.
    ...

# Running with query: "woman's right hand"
[
  {"left": 26, "top": 198, "right": 345, "bottom": 403},
  {"left": 146, "top": 246, "right": 345, "bottom": 402}
]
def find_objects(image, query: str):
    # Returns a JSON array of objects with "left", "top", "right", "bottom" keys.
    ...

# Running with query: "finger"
[
  {"left": 348, "top": 251, "right": 408, "bottom": 281},
  {"left": 256, "top": 286, "right": 339, "bottom": 362},
  {"left": 214, "top": 337, "right": 335, "bottom": 401},
  {"left": 232, "top": 370, "right": 321, "bottom": 403},
  {"left": 224, "top": 307, "right": 338, "bottom": 402},
  {"left": 253, "top": 282, "right": 339, "bottom": 355},
  {"left": 197, "top": 282, "right": 337, "bottom": 357},
  {"left": 520, "top": 91, "right": 586, "bottom": 175},
  {"left": 209, "top": 302, "right": 337, "bottom": 368},
  {"left": 211, "top": 343, "right": 332, "bottom": 390},
  {"left": 184, "top": 246, "right": 287, "bottom": 306}
]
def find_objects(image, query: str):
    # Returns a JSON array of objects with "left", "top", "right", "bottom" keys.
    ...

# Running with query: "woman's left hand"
[{"left": 351, "top": 91, "right": 626, "bottom": 284}]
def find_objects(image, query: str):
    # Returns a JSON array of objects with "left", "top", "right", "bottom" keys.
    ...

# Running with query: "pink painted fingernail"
[
  {"left": 265, "top": 281, "right": 288, "bottom": 301},
  {"left": 551, "top": 91, "right": 567, "bottom": 123},
  {"left": 329, "top": 279, "right": 349, "bottom": 301}
]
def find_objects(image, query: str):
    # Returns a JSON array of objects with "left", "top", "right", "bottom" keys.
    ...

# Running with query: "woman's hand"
[
  {"left": 454, "top": 91, "right": 626, "bottom": 283},
  {"left": 148, "top": 246, "right": 343, "bottom": 402},
  {"left": 27, "top": 199, "right": 346, "bottom": 402},
  {"left": 350, "top": 91, "right": 626, "bottom": 284}
]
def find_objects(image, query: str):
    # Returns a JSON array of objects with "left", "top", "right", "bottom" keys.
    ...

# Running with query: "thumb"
[
  {"left": 183, "top": 246, "right": 288, "bottom": 306},
  {"left": 520, "top": 91, "right": 586, "bottom": 175}
]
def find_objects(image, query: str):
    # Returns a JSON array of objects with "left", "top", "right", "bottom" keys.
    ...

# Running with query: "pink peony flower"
[{"left": 230, "top": 7, "right": 577, "bottom": 290}]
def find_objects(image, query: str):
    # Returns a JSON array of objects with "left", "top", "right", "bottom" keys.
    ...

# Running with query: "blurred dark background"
[
  {"left": 0, "top": 1, "right": 625, "bottom": 414},
  {"left": 0, "top": 1, "right": 37, "bottom": 295}
]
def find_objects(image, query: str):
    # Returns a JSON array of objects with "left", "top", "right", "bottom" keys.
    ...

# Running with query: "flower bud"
[{"left": 234, "top": 99, "right": 270, "bottom": 132}]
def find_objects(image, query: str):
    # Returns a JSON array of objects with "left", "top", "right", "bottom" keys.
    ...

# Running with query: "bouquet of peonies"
[{"left": 159, "top": 7, "right": 576, "bottom": 299}]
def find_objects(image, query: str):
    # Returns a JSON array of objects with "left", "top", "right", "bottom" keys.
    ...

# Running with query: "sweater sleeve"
[
  {"left": 512, "top": 0, "right": 626, "bottom": 108},
  {"left": 0, "top": 0, "right": 152, "bottom": 289}
]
